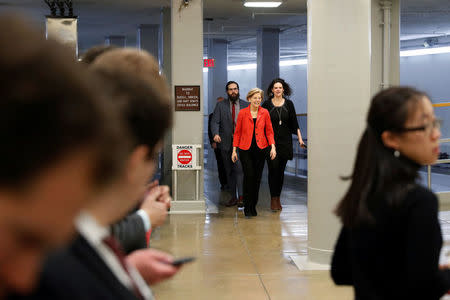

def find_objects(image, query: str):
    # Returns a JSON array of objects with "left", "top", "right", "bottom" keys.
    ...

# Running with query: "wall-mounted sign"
[
  {"left": 177, "top": 149, "right": 192, "bottom": 165},
  {"left": 203, "top": 58, "right": 215, "bottom": 67},
  {"left": 172, "top": 144, "right": 200, "bottom": 170},
  {"left": 175, "top": 85, "right": 200, "bottom": 111}
]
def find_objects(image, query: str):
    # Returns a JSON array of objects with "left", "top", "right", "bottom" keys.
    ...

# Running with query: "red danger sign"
[{"left": 177, "top": 149, "right": 192, "bottom": 165}]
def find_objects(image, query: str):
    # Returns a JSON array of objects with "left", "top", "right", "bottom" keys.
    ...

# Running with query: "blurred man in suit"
[
  {"left": 211, "top": 81, "right": 248, "bottom": 207},
  {"left": 10, "top": 49, "right": 179, "bottom": 300},
  {"left": 208, "top": 96, "right": 228, "bottom": 190},
  {"left": 81, "top": 45, "right": 170, "bottom": 254},
  {"left": 0, "top": 16, "right": 128, "bottom": 297}
]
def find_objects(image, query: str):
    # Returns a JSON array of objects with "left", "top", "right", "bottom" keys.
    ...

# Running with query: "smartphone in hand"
[{"left": 171, "top": 256, "right": 196, "bottom": 266}]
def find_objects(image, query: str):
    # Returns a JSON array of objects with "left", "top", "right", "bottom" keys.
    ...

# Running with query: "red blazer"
[{"left": 233, "top": 106, "right": 275, "bottom": 150}]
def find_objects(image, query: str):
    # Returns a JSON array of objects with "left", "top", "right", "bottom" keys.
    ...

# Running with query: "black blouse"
[
  {"left": 261, "top": 99, "right": 299, "bottom": 160},
  {"left": 331, "top": 184, "right": 450, "bottom": 300},
  {"left": 250, "top": 118, "right": 257, "bottom": 150}
]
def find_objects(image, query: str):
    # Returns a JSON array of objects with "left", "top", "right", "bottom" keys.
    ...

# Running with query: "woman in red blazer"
[{"left": 232, "top": 88, "right": 276, "bottom": 217}]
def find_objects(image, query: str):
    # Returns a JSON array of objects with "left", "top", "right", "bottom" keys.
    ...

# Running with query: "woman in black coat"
[
  {"left": 261, "top": 78, "right": 305, "bottom": 211},
  {"left": 331, "top": 87, "right": 450, "bottom": 299}
]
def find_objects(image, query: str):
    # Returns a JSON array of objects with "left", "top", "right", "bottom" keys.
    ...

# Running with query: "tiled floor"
[
  {"left": 150, "top": 168, "right": 352, "bottom": 299},
  {"left": 150, "top": 167, "right": 450, "bottom": 299}
]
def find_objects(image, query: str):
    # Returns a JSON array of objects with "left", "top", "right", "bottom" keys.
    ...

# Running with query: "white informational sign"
[
  {"left": 172, "top": 144, "right": 201, "bottom": 170},
  {"left": 171, "top": 144, "right": 202, "bottom": 203}
]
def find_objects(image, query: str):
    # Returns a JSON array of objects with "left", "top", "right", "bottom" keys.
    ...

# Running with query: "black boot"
[{"left": 244, "top": 207, "right": 252, "bottom": 218}]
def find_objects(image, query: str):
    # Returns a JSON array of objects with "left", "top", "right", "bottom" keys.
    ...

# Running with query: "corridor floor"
[
  {"left": 150, "top": 168, "right": 353, "bottom": 299},
  {"left": 150, "top": 167, "right": 450, "bottom": 299}
]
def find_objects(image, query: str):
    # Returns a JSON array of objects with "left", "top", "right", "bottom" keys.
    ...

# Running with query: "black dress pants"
[
  {"left": 239, "top": 146, "right": 267, "bottom": 213},
  {"left": 266, "top": 155, "right": 288, "bottom": 197},
  {"left": 214, "top": 147, "right": 227, "bottom": 187}
]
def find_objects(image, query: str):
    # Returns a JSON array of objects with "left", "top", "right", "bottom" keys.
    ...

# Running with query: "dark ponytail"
[{"left": 335, "top": 87, "right": 428, "bottom": 228}]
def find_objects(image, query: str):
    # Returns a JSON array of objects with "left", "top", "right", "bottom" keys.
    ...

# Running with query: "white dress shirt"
[
  {"left": 136, "top": 209, "right": 151, "bottom": 232},
  {"left": 76, "top": 212, "right": 154, "bottom": 300}
]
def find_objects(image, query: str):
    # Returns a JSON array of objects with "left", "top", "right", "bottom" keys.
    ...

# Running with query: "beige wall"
[
  {"left": 307, "top": 0, "right": 401, "bottom": 264},
  {"left": 170, "top": 0, "right": 205, "bottom": 213}
]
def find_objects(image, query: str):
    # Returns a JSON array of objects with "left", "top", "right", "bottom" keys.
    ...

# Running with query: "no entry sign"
[
  {"left": 171, "top": 144, "right": 202, "bottom": 203},
  {"left": 172, "top": 145, "right": 200, "bottom": 170},
  {"left": 177, "top": 149, "right": 192, "bottom": 165}
]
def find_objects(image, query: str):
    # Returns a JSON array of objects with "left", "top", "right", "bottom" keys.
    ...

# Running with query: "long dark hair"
[
  {"left": 266, "top": 78, "right": 292, "bottom": 99},
  {"left": 335, "top": 87, "right": 428, "bottom": 228}
]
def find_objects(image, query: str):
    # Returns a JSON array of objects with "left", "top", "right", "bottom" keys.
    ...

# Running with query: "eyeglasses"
[{"left": 399, "top": 118, "right": 442, "bottom": 135}]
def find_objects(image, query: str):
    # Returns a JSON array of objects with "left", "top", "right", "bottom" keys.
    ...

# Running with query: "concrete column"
[
  {"left": 307, "top": 0, "right": 372, "bottom": 264},
  {"left": 137, "top": 24, "right": 161, "bottom": 68},
  {"left": 257, "top": 28, "right": 280, "bottom": 93},
  {"left": 170, "top": 0, "right": 205, "bottom": 213},
  {"left": 161, "top": 7, "right": 173, "bottom": 188},
  {"left": 105, "top": 35, "right": 126, "bottom": 47},
  {"left": 207, "top": 39, "right": 228, "bottom": 114},
  {"left": 370, "top": 0, "right": 400, "bottom": 95}
]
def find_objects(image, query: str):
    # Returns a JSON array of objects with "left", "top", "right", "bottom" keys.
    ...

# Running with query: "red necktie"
[
  {"left": 103, "top": 236, "right": 144, "bottom": 300},
  {"left": 232, "top": 103, "right": 236, "bottom": 132}
]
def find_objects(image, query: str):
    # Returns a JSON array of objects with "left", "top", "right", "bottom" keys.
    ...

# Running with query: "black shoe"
[
  {"left": 244, "top": 207, "right": 252, "bottom": 217},
  {"left": 251, "top": 206, "right": 257, "bottom": 216}
]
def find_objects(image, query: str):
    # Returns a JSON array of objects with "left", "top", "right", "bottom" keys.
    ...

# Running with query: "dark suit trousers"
[
  {"left": 214, "top": 147, "right": 227, "bottom": 187},
  {"left": 239, "top": 146, "right": 266, "bottom": 210},
  {"left": 266, "top": 156, "right": 288, "bottom": 197},
  {"left": 221, "top": 148, "right": 243, "bottom": 199}
]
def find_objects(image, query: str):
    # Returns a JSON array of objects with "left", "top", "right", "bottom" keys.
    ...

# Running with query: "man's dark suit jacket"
[
  {"left": 111, "top": 213, "right": 147, "bottom": 254},
  {"left": 9, "top": 235, "right": 141, "bottom": 300},
  {"left": 211, "top": 98, "right": 248, "bottom": 151}
]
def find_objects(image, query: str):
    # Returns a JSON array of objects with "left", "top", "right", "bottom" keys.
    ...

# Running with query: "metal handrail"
[
  {"left": 427, "top": 138, "right": 450, "bottom": 188},
  {"left": 433, "top": 102, "right": 450, "bottom": 108}
]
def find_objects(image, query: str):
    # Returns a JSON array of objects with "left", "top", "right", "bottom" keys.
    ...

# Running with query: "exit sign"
[{"left": 203, "top": 58, "right": 215, "bottom": 67}]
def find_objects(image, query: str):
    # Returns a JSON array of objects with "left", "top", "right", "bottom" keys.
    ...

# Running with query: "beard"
[{"left": 228, "top": 92, "right": 239, "bottom": 102}]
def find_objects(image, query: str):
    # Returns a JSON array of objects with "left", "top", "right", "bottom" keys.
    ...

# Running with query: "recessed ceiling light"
[
  {"left": 243, "top": 2, "right": 282, "bottom": 8},
  {"left": 400, "top": 46, "right": 450, "bottom": 57}
]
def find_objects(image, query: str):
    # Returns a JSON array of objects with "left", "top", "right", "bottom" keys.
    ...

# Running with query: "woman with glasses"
[{"left": 331, "top": 87, "right": 450, "bottom": 299}]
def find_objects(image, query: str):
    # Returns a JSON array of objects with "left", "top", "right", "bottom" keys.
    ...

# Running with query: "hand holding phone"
[{"left": 171, "top": 256, "right": 196, "bottom": 266}]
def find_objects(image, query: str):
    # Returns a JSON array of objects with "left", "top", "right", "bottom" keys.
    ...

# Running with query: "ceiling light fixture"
[
  {"left": 203, "top": 47, "right": 450, "bottom": 73},
  {"left": 400, "top": 46, "right": 450, "bottom": 57},
  {"left": 243, "top": 2, "right": 282, "bottom": 8},
  {"left": 280, "top": 59, "right": 307, "bottom": 66},
  {"left": 205, "top": 46, "right": 450, "bottom": 73},
  {"left": 228, "top": 63, "right": 257, "bottom": 71},
  {"left": 226, "top": 59, "right": 307, "bottom": 71}
]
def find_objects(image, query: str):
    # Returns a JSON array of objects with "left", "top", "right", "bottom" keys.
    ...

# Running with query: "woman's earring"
[{"left": 394, "top": 150, "right": 400, "bottom": 158}]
